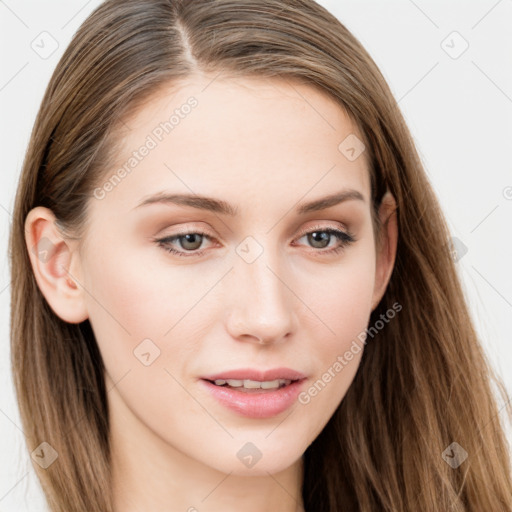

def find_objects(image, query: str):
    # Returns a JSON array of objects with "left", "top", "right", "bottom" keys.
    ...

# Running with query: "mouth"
[
  {"left": 198, "top": 370, "right": 307, "bottom": 418},
  {"left": 203, "top": 377, "right": 297, "bottom": 393}
]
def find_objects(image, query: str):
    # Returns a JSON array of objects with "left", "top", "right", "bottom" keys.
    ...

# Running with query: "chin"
[{"left": 196, "top": 439, "right": 305, "bottom": 477}]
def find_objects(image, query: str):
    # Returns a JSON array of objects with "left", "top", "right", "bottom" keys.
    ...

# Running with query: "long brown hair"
[{"left": 9, "top": 1, "right": 512, "bottom": 510}]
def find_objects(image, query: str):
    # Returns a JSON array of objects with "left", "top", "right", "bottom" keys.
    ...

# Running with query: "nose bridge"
[{"left": 225, "top": 237, "right": 295, "bottom": 344}]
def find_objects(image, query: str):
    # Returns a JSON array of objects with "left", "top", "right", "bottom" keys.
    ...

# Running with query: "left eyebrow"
[
  {"left": 132, "top": 188, "right": 365, "bottom": 215},
  {"left": 296, "top": 189, "right": 365, "bottom": 214}
]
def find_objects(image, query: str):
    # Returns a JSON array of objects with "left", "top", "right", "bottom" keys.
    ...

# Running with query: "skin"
[{"left": 25, "top": 75, "right": 398, "bottom": 512}]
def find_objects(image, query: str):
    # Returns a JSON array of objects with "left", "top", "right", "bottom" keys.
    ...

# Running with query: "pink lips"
[{"left": 199, "top": 367, "right": 307, "bottom": 419}]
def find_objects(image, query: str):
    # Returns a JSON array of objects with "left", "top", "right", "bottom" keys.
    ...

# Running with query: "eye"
[
  {"left": 293, "top": 225, "right": 356, "bottom": 255},
  {"left": 153, "top": 230, "right": 215, "bottom": 258}
]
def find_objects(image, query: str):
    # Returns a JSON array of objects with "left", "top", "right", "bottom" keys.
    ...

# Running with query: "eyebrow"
[{"left": 134, "top": 189, "right": 365, "bottom": 215}]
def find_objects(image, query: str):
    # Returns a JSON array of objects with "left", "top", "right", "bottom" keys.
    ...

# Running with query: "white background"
[{"left": 1, "top": 1, "right": 511, "bottom": 510}]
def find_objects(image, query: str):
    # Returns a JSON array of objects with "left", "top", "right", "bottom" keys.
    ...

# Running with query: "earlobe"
[
  {"left": 24, "top": 206, "right": 89, "bottom": 324},
  {"left": 371, "top": 191, "right": 398, "bottom": 311}
]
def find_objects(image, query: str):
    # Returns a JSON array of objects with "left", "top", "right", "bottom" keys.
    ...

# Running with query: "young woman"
[{"left": 9, "top": 0, "right": 512, "bottom": 510}]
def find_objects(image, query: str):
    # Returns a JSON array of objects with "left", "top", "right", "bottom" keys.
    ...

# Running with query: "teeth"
[
  {"left": 259, "top": 379, "right": 281, "bottom": 389},
  {"left": 243, "top": 379, "right": 262, "bottom": 388},
  {"left": 225, "top": 379, "right": 243, "bottom": 387},
  {"left": 213, "top": 378, "right": 292, "bottom": 389}
]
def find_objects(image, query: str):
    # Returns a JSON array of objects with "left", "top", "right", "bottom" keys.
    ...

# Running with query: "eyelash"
[{"left": 153, "top": 225, "right": 356, "bottom": 258}]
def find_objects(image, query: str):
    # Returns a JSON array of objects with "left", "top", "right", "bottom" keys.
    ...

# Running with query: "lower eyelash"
[{"left": 154, "top": 227, "right": 356, "bottom": 258}]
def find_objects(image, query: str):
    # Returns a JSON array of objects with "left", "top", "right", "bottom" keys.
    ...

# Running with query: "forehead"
[{"left": 93, "top": 75, "right": 371, "bottom": 217}]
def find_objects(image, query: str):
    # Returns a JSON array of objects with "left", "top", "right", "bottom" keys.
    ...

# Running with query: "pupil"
[
  {"left": 308, "top": 231, "right": 329, "bottom": 248},
  {"left": 181, "top": 233, "right": 202, "bottom": 250}
]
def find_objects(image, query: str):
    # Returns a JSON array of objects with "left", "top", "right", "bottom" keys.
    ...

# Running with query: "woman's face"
[{"left": 62, "top": 76, "right": 395, "bottom": 476}]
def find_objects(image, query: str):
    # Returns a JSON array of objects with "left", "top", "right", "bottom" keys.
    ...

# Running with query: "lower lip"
[{"left": 199, "top": 379, "right": 306, "bottom": 419}]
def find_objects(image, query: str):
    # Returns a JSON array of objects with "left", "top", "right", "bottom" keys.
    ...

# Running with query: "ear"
[
  {"left": 371, "top": 190, "right": 398, "bottom": 311},
  {"left": 24, "top": 206, "right": 89, "bottom": 324}
]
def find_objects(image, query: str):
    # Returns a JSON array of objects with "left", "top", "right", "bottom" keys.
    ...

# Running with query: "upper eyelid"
[{"left": 295, "top": 223, "right": 348, "bottom": 236}]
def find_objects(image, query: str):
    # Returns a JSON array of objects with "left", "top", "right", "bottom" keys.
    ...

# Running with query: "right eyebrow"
[{"left": 133, "top": 192, "right": 238, "bottom": 216}]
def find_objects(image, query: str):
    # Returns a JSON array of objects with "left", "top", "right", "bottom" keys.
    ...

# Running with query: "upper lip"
[{"left": 201, "top": 367, "right": 307, "bottom": 382}]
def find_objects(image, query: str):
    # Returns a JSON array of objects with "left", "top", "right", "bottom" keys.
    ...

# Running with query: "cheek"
[
  {"left": 299, "top": 239, "right": 376, "bottom": 346},
  {"left": 292, "top": 245, "right": 375, "bottom": 428},
  {"left": 81, "top": 242, "right": 203, "bottom": 374},
  {"left": 82, "top": 246, "right": 210, "bottom": 440},
  {"left": 85, "top": 233, "right": 209, "bottom": 325}
]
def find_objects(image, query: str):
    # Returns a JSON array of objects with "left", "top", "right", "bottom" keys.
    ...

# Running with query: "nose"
[{"left": 224, "top": 248, "right": 297, "bottom": 346}]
